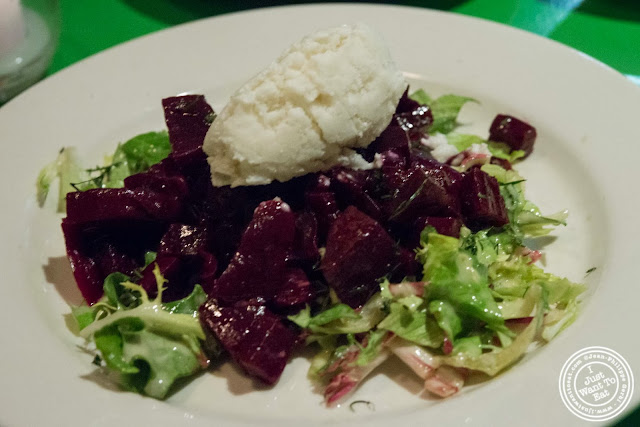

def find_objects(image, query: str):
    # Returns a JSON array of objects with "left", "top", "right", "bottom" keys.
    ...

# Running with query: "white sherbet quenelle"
[{"left": 203, "top": 23, "right": 407, "bottom": 187}]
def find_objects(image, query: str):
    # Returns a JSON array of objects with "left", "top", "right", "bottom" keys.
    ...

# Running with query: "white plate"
[{"left": 1, "top": 4, "right": 639, "bottom": 426}]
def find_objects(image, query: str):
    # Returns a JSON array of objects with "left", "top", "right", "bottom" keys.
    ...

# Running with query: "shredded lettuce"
[
  {"left": 437, "top": 284, "right": 544, "bottom": 376},
  {"left": 355, "top": 330, "right": 388, "bottom": 366},
  {"left": 428, "top": 300, "right": 462, "bottom": 342},
  {"left": 73, "top": 265, "right": 208, "bottom": 399},
  {"left": 481, "top": 163, "right": 568, "bottom": 238},
  {"left": 289, "top": 294, "right": 385, "bottom": 335},
  {"left": 377, "top": 302, "right": 443, "bottom": 348},
  {"left": 489, "top": 256, "right": 586, "bottom": 306},
  {"left": 542, "top": 300, "right": 580, "bottom": 341},
  {"left": 421, "top": 232, "right": 505, "bottom": 331}
]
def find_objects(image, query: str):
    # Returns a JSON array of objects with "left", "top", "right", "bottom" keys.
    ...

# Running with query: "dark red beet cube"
[
  {"left": 199, "top": 300, "right": 298, "bottom": 385},
  {"left": 61, "top": 221, "right": 107, "bottom": 305},
  {"left": 489, "top": 114, "right": 537, "bottom": 158},
  {"left": 387, "top": 164, "right": 461, "bottom": 223},
  {"left": 211, "top": 199, "right": 296, "bottom": 304},
  {"left": 321, "top": 206, "right": 398, "bottom": 308},
  {"left": 272, "top": 268, "right": 313, "bottom": 309},
  {"left": 305, "top": 177, "right": 340, "bottom": 241},
  {"left": 369, "top": 124, "right": 410, "bottom": 164},
  {"left": 290, "top": 211, "right": 319, "bottom": 266},
  {"left": 394, "top": 88, "right": 433, "bottom": 135},
  {"left": 162, "top": 95, "right": 214, "bottom": 157},
  {"left": 330, "top": 168, "right": 382, "bottom": 221},
  {"left": 65, "top": 187, "right": 184, "bottom": 224},
  {"left": 460, "top": 168, "right": 509, "bottom": 231},
  {"left": 395, "top": 87, "right": 421, "bottom": 114},
  {"left": 159, "top": 224, "right": 209, "bottom": 257}
]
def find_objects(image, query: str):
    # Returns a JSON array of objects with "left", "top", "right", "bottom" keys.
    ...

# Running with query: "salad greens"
[
  {"left": 72, "top": 265, "right": 209, "bottom": 398},
  {"left": 37, "top": 131, "right": 170, "bottom": 211},
  {"left": 46, "top": 87, "right": 586, "bottom": 403},
  {"left": 285, "top": 90, "right": 586, "bottom": 399},
  {"left": 410, "top": 89, "right": 477, "bottom": 135}
]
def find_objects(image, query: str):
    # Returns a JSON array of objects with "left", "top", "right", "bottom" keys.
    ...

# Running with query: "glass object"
[{"left": 0, "top": 0, "right": 60, "bottom": 104}]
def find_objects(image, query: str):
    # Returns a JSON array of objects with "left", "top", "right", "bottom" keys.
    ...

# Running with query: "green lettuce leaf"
[
  {"left": 489, "top": 256, "right": 586, "bottom": 306},
  {"left": 542, "top": 299, "right": 580, "bottom": 341},
  {"left": 408, "top": 90, "right": 476, "bottom": 134},
  {"left": 460, "top": 226, "right": 520, "bottom": 266},
  {"left": 377, "top": 302, "right": 443, "bottom": 348},
  {"left": 289, "top": 294, "right": 385, "bottom": 335},
  {"left": 446, "top": 133, "right": 485, "bottom": 152},
  {"left": 481, "top": 164, "right": 567, "bottom": 237},
  {"left": 421, "top": 232, "right": 505, "bottom": 330},
  {"left": 486, "top": 141, "right": 526, "bottom": 162},
  {"left": 355, "top": 329, "right": 389, "bottom": 366},
  {"left": 120, "top": 328, "right": 203, "bottom": 397},
  {"left": 75, "top": 265, "right": 208, "bottom": 399},
  {"left": 437, "top": 284, "right": 544, "bottom": 376},
  {"left": 428, "top": 300, "right": 462, "bottom": 341},
  {"left": 451, "top": 336, "right": 483, "bottom": 358},
  {"left": 428, "top": 95, "right": 477, "bottom": 134},
  {"left": 118, "top": 131, "right": 171, "bottom": 175}
]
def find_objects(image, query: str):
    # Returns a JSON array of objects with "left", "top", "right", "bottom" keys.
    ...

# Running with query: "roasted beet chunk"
[
  {"left": 61, "top": 221, "right": 108, "bottom": 305},
  {"left": 272, "top": 268, "right": 313, "bottom": 309},
  {"left": 489, "top": 114, "right": 537, "bottom": 158},
  {"left": 321, "top": 206, "right": 398, "bottom": 308},
  {"left": 290, "top": 211, "right": 319, "bottom": 266},
  {"left": 159, "top": 224, "right": 210, "bottom": 257},
  {"left": 386, "top": 164, "right": 461, "bottom": 223},
  {"left": 368, "top": 124, "right": 410, "bottom": 165},
  {"left": 330, "top": 168, "right": 382, "bottom": 221},
  {"left": 65, "top": 187, "right": 184, "bottom": 224},
  {"left": 211, "top": 199, "right": 296, "bottom": 304},
  {"left": 61, "top": 219, "right": 166, "bottom": 304},
  {"left": 162, "top": 95, "right": 214, "bottom": 157},
  {"left": 394, "top": 88, "right": 433, "bottom": 137},
  {"left": 200, "top": 300, "right": 298, "bottom": 385},
  {"left": 460, "top": 168, "right": 508, "bottom": 230},
  {"left": 305, "top": 175, "right": 340, "bottom": 241}
]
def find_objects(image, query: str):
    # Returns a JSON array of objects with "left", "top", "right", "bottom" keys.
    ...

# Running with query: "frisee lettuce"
[
  {"left": 420, "top": 232, "right": 506, "bottom": 332},
  {"left": 436, "top": 284, "right": 544, "bottom": 376},
  {"left": 73, "top": 265, "right": 209, "bottom": 399}
]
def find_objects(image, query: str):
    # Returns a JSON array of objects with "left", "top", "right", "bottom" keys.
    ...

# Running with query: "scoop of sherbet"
[{"left": 203, "top": 23, "right": 407, "bottom": 187}]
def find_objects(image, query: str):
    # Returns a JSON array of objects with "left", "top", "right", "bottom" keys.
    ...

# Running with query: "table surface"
[{"left": 47, "top": 1, "right": 640, "bottom": 425}]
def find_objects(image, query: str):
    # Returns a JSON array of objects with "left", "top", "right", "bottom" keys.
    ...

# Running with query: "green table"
[{"left": 48, "top": 1, "right": 640, "bottom": 425}]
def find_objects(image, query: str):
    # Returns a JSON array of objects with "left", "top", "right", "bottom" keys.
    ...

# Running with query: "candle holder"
[{"left": 0, "top": 0, "right": 60, "bottom": 104}]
